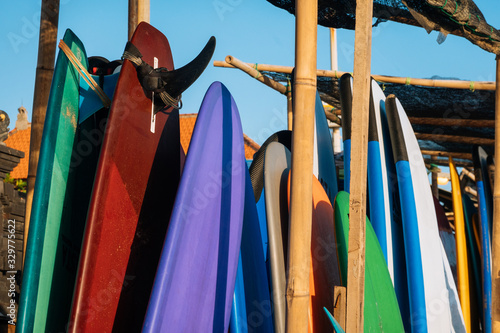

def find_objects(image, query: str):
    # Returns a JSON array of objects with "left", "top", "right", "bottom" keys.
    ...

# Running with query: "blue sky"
[{"left": 0, "top": 0, "right": 499, "bottom": 145}]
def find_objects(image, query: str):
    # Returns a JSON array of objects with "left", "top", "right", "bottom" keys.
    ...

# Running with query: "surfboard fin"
[{"left": 122, "top": 36, "right": 216, "bottom": 113}]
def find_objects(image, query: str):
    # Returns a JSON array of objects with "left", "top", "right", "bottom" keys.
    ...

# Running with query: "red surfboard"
[{"left": 68, "top": 23, "right": 182, "bottom": 332}]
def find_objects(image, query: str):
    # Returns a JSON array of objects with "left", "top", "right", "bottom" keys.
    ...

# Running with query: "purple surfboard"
[{"left": 142, "top": 81, "right": 246, "bottom": 332}]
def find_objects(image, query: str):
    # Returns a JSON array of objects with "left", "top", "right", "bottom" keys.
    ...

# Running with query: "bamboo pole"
[
  {"left": 214, "top": 60, "right": 496, "bottom": 90},
  {"left": 346, "top": 0, "right": 373, "bottom": 331},
  {"left": 424, "top": 158, "right": 473, "bottom": 168},
  {"left": 128, "top": 0, "right": 149, "bottom": 40},
  {"left": 225, "top": 56, "right": 288, "bottom": 94},
  {"left": 330, "top": 28, "right": 338, "bottom": 71},
  {"left": 24, "top": 0, "right": 60, "bottom": 265},
  {"left": 222, "top": 55, "right": 292, "bottom": 129},
  {"left": 461, "top": 167, "right": 476, "bottom": 182},
  {"left": 286, "top": 0, "right": 317, "bottom": 331},
  {"left": 138, "top": 0, "right": 150, "bottom": 24},
  {"left": 421, "top": 150, "right": 473, "bottom": 160},
  {"left": 409, "top": 117, "right": 495, "bottom": 128},
  {"left": 416, "top": 133, "right": 495, "bottom": 145},
  {"left": 491, "top": 55, "right": 500, "bottom": 333}
]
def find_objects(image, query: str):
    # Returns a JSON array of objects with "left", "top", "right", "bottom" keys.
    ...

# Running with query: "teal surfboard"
[{"left": 18, "top": 29, "right": 115, "bottom": 332}]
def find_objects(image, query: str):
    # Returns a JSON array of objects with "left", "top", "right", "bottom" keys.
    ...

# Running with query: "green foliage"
[{"left": 4, "top": 173, "right": 27, "bottom": 193}]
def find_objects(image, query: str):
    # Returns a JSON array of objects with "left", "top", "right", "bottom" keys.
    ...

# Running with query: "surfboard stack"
[
  {"left": 338, "top": 71, "right": 500, "bottom": 333},
  {"left": 16, "top": 19, "right": 494, "bottom": 333}
]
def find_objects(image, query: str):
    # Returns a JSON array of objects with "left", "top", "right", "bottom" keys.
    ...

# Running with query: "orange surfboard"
[{"left": 286, "top": 171, "right": 341, "bottom": 332}]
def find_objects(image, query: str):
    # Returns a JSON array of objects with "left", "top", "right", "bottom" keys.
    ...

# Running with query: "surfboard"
[
  {"left": 263, "top": 141, "right": 291, "bottom": 333},
  {"left": 462, "top": 193, "right": 483, "bottom": 332},
  {"left": 339, "top": 75, "right": 395, "bottom": 280},
  {"left": 313, "top": 91, "right": 338, "bottom": 203},
  {"left": 247, "top": 130, "right": 292, "bottom": 330},
  {"left": 333, "top": 191, "right": 404, "bottom": 332},
  {"left": 434, "top": 196, "right": 457, "bottom": 285},
  {"left": 248, "top": 130, "right": 292, "bottom": 260},
  {"left": 449, "top": 157, "right": 471, "bottom": 331},
  {"left": 385, "top": 95, "right": 465, "bottom": 332},
  {"left": 17, "top": 29, "right": 116, "bottom": 333},
  {"left": 338, "top": 74, "right": 352, "bottom": 193},
  {"left": 79, "top": 57, "right": 121, "bottom": 124},
  {"left": 68, "top": 23, "right": 185, "bottom": 332},
  {"left": 229, "top": 168, "right": 273, "bottom": 333},
  {"left": 378, "top": 92, "right": 411, "bottom": 330},
  {"left": 285, "top": 172, "right": 341, "bottom": 332},
  {"left": 473, "top": 145, "right": 492, "bottom": 333},
  {"left": 323, "top": 308, "right": 345, "bottom": 333},
  {"left": 142, "top": 81, "right": 245, "bottom": 332}
]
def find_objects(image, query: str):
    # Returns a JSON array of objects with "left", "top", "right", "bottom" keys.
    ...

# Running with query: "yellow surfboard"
[{"left": 449, "top": 157, "right": 471, "bottom": 332}]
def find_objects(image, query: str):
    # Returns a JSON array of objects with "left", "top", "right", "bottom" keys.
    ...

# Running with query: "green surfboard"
[
  {"left": 334, "top": 191, "right": 404, "bottom": 332},
  {"left": 18, "top": 29, "right": 111, "bottom": 333}
]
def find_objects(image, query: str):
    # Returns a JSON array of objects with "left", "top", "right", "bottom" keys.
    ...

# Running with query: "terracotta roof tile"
[
  {"left": 2, "top": 114, "right": 260, "bottom": 180},
  {"left": 4, "top": 126, "right": 31, "bottom": 179},
  {"left": 180, "top": 113, "right": 260, "bottom": 160}
]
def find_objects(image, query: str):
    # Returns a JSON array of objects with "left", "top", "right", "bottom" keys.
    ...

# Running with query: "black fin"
[{"left": 158, "top": 36, "right": 216, "bottom": 99}]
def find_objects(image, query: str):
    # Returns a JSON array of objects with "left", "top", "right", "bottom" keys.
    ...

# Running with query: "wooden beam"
[
  {"left": 420, "top": 150, "right": 473, "bottom": 160},
  {"left": 416, "top": 133, "right": 495, "bottom": 145},
  {"left": 25, "top": 0, "right": 60, "bottom": 265},
  {"left": 346, "top": 0, "right": 373, "bottom": 331},
  {"left": 409, "top": 117, "right": 495, "bottom": 128},
  {"left": 214, "top": 60, "right": 496, "bottom": 90},
  {"left": 424, "top": 158, "right": 473, "bottom": 168},
  {"left": 286, "top": 0, "right": 317, "bottom": 331},
  {"left": 492, "top": 55, "right": 500, "bottom": 333}
]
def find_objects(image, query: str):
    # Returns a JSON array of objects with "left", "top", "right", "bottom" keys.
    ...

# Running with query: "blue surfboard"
[
  {"left": 473, "top": 145, "right": 492, "bottom": 333},
  {"left": 385, "top": 95, "right": 465, "bottom": 332},
  {"left": 229, "top": 167, "right": 274, "bottom": 333}
]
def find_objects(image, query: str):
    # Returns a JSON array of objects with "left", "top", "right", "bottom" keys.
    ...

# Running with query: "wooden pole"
[
  {"left": 424, "top": 158, "right": 473, "bottom": 168},
  {"left": 128, "top": 0, "right": 149, "bottom": 40},
  {"left": 409, "top": 117, "right": 495, "bottom": 128},
  {"left": 287, "top": 91, "right": 293, "bottom": 131},
  {"left": 346, "top": 0, "right": 373, "bottom": 331},
  {"left": 222, "top": 55, "right": 293, "bottom": 129},
  {"left": 491, "top": 55, "right": 500, "bottom": 333},
  {"left": 330, "top": 28, "right": 338, "bottom": 71},
  {"left": 225, "top": 56, "right": 288, "bottom": 94},
  {"left": 128, "top": 0, "right": 137, "bottom": 40},
  {"left": 421, "top": 150, "right": 473, "bottom": 160},
  {"left": 24, "top": 0, "right": 60, "bottom": 264},
  {"left": 214, "top": 60, "right": 496, "bottom": 90},
  {"left": 431, "top": 155, "right": 439, "bottom": 199},
  {"left": 286, "top": 0, "right": 317, "bottom": 331},
  {"left": 330, "top": 28, "right": 342, "bottom": 154},
  {"left": 138, "top": 0, "right": 150, "bottom": 24},
  {"left": 416, "top": 133, "right": 495, "bottom": 145}
]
